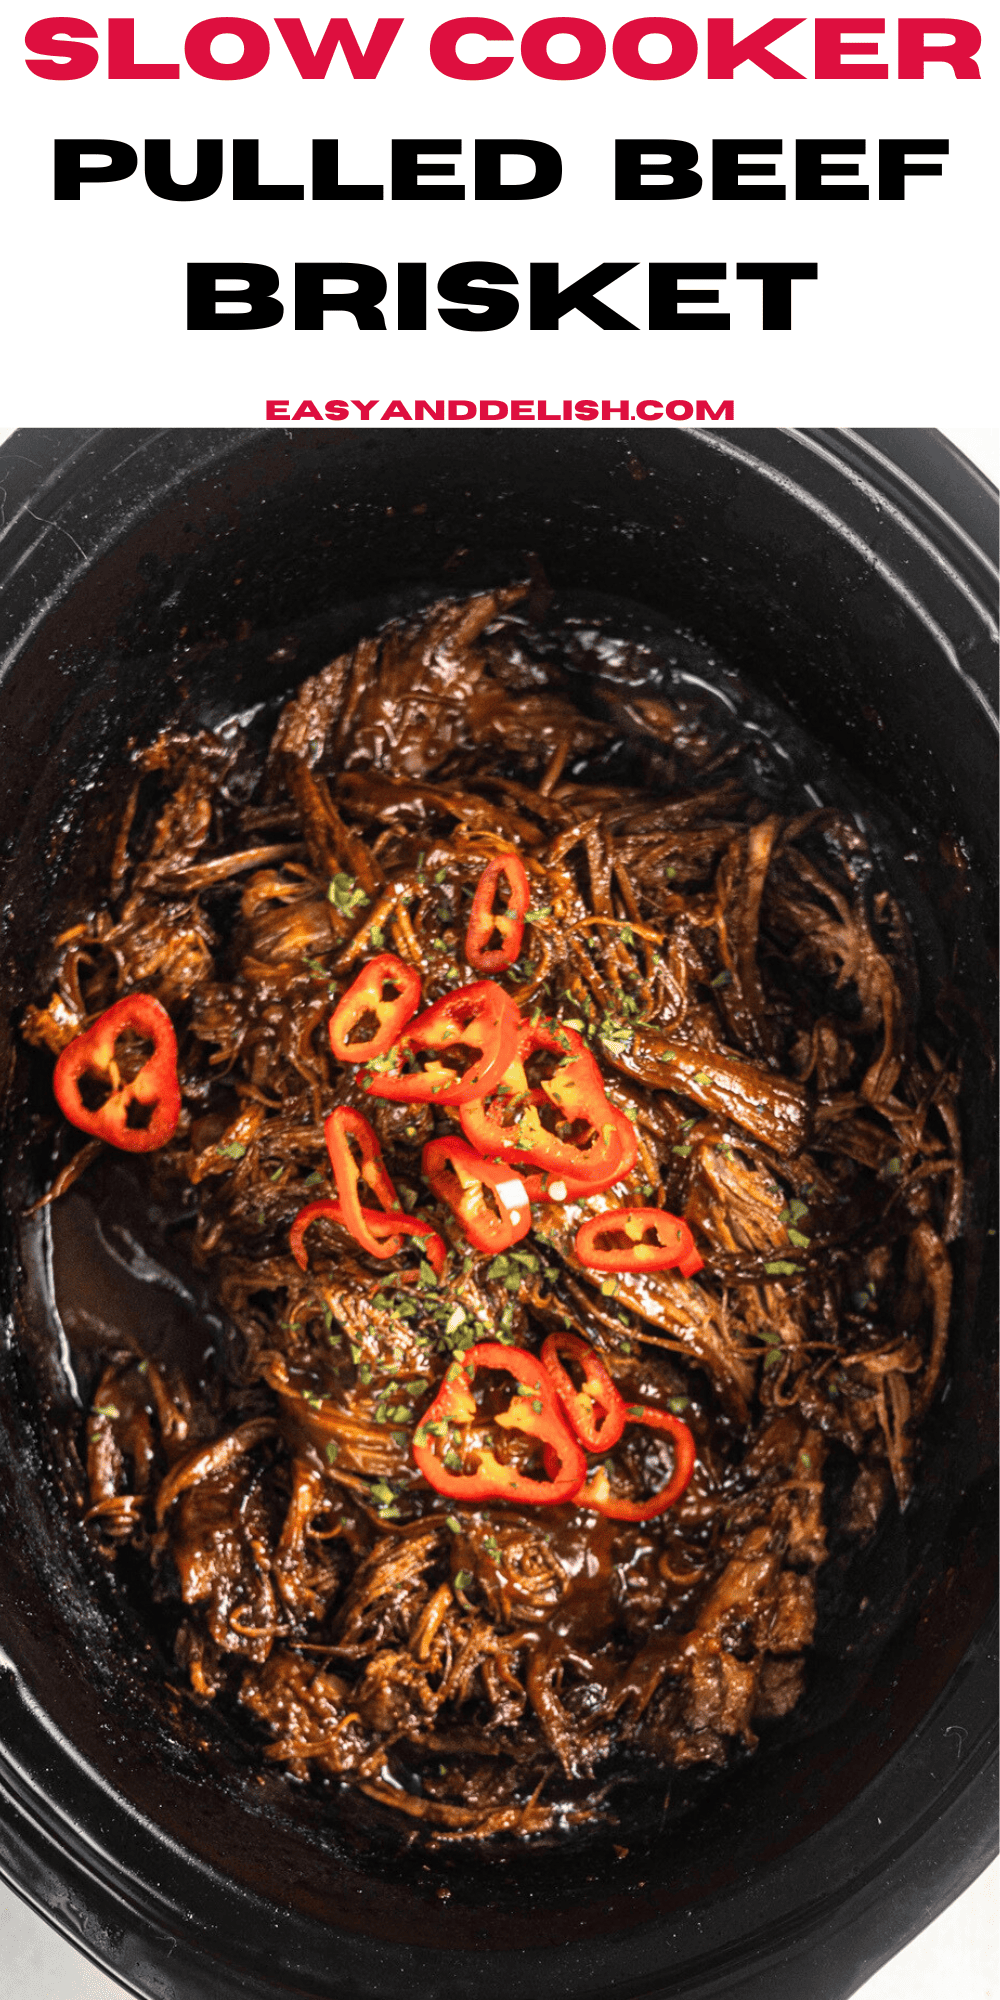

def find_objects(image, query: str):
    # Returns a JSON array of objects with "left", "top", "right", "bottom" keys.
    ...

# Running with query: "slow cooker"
[{"left": 0, "top": 427, "right": 995, "bottom": 2000}]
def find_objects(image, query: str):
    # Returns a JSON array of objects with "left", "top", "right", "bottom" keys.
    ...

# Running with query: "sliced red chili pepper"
[
  {"left": 465, "top": 852, "right": 531, "bottom": 975},
  {"left": 520, "top": 1157, "right": 631, "bottom": 1204},
  {"left": 328, "top": 954, "right": 421, "bottom": 1063},
  {"left": 540, "top": 1331, "right": 626, "bottom": 1452},
  {"left": 457, "top": 1045, "right": 530, "bottom": 1161},
  {"left": 324, "top": 1105, "right": 405, "bottom": 1259},
  {"left": 53, "top": 993, "right": 180, "bottom": 1154},
  {"left": 362, "top": 979, "right": 521, "bottom": 1107},
  {"left": 423, "top": 1136, "right": 531, "bottom": 1253},
  {"left": 575, "top": 1207, "right": 704, "bottom": 1278},
  {"left": 412, "top": 1342, "right": 585, "bottom": 1506},
  {"left": 289, "top": 1197, "right": 446, "bottom": 1277},
  {"left": 518, "top": 1110, "right": 637, "bottom": 1199},
  {"left": 575, "top": 1403, "right": 696, "bottom": 1521},
  {"left": 460, "top": 1019, "right": 638, "bottom": 1188}
]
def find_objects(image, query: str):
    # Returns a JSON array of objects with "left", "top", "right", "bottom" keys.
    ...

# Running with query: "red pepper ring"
[
  {"left": 575, "top": 1207, "right": 704, "bottom": 1278},
  {"left": 328, "top": 954, "right": 421, "bottom": 1064},
  {"left": 459, "top": 1019, "right": 638, "bottom": 1190},
  {"left": 541, "top": 1331, "right": 626, "bottom": 1453},
  {"left": 324, "top": 1105, "right": 405, "bottom": 1258},
  {"left": 519, "top": 1150, "right": 633, "bottom": 1204},
  {"left": 289, "top": 1197, "right": 446, "bottom": 1278},
  {"left": 465, "top": 852, "right": 531, "bottom": 975},
  {"left": 423, "top": 1136, "right": 532, "bottom": 1253},
  {"left": 53, "top": 993, "right": 180, "bottom": 1154},
  {"left": 513, "top": 1024, "right": 637, "bottom": 1186},
  {"left": 412, "top": 1342, "right": 586, "bottom": 1506},
  {"left": 575, "top": 1404, "right": 696, "bottom": 1521},
  {"left": 457, "top": 1046, "right": 530, "bottom": 1161},
  {"left": 362, "top": 980, "right": 521, "bottom": 1107}
]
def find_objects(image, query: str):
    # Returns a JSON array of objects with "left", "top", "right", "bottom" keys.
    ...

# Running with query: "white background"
[
  {"left": 0, "top": 421, "right": 995, "bottom": 1990},
  {"left": 0, "top": 4, "right": 996, "bottom": 424}
]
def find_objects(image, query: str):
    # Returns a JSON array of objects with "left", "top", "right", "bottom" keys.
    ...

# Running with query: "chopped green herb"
[
  {"left": 672, "top": 1143, "right": 693, "bottom": 1158},
  {"left": 453, "top": 1569, "right": 473, "bottom": 1592},
  {"left": 328, "top": 872, "right": 369, "bottom": 917},
  {"left": 764, "top": 1260, "right": 800, "bottom": 1277},
  {"left": 216, "top": 1141, "right": 246, "bottom": 1160},
  {"left": 325, "top": 1440, "right": 339, "bottom": 1462},
  {"left": 787, "top": 1228, "right": 811, "bottom": 1250},
  {"left": 93, "top": 1403, "right": 120, "bottom": 1419},
  {"left": 598, "top": 1014, "right": 633, "bottom": 1058}
]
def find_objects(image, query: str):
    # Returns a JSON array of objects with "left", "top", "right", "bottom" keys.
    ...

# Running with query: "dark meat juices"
[{"left": 27, "top": 587, "right": 960, "bottom": 1841}]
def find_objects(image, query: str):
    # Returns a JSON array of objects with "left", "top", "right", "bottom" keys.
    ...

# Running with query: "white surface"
[
  {"left": 945, "top": 428, "right": 1000, "bottom": 487},
  {"left": 0, "top": 422, "right": 995, "bottom": 1995}
]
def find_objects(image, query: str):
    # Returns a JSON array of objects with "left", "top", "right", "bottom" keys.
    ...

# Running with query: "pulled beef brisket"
[{"left": 25, "top": 589, "right": 961, "bottom": 1841}]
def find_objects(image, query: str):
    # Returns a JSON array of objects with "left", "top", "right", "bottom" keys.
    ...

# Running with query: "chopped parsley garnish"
[
  {"left": 328, "top": 872, "right": 370, "bottom": 917},
  {"left": 598, "top": 1015, "right": 633, "bottom": 1058}
]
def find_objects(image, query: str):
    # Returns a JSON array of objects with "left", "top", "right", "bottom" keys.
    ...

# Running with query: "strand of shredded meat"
[{"left": 24, "top": 588, "right": 961, "bottom": 1842}]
